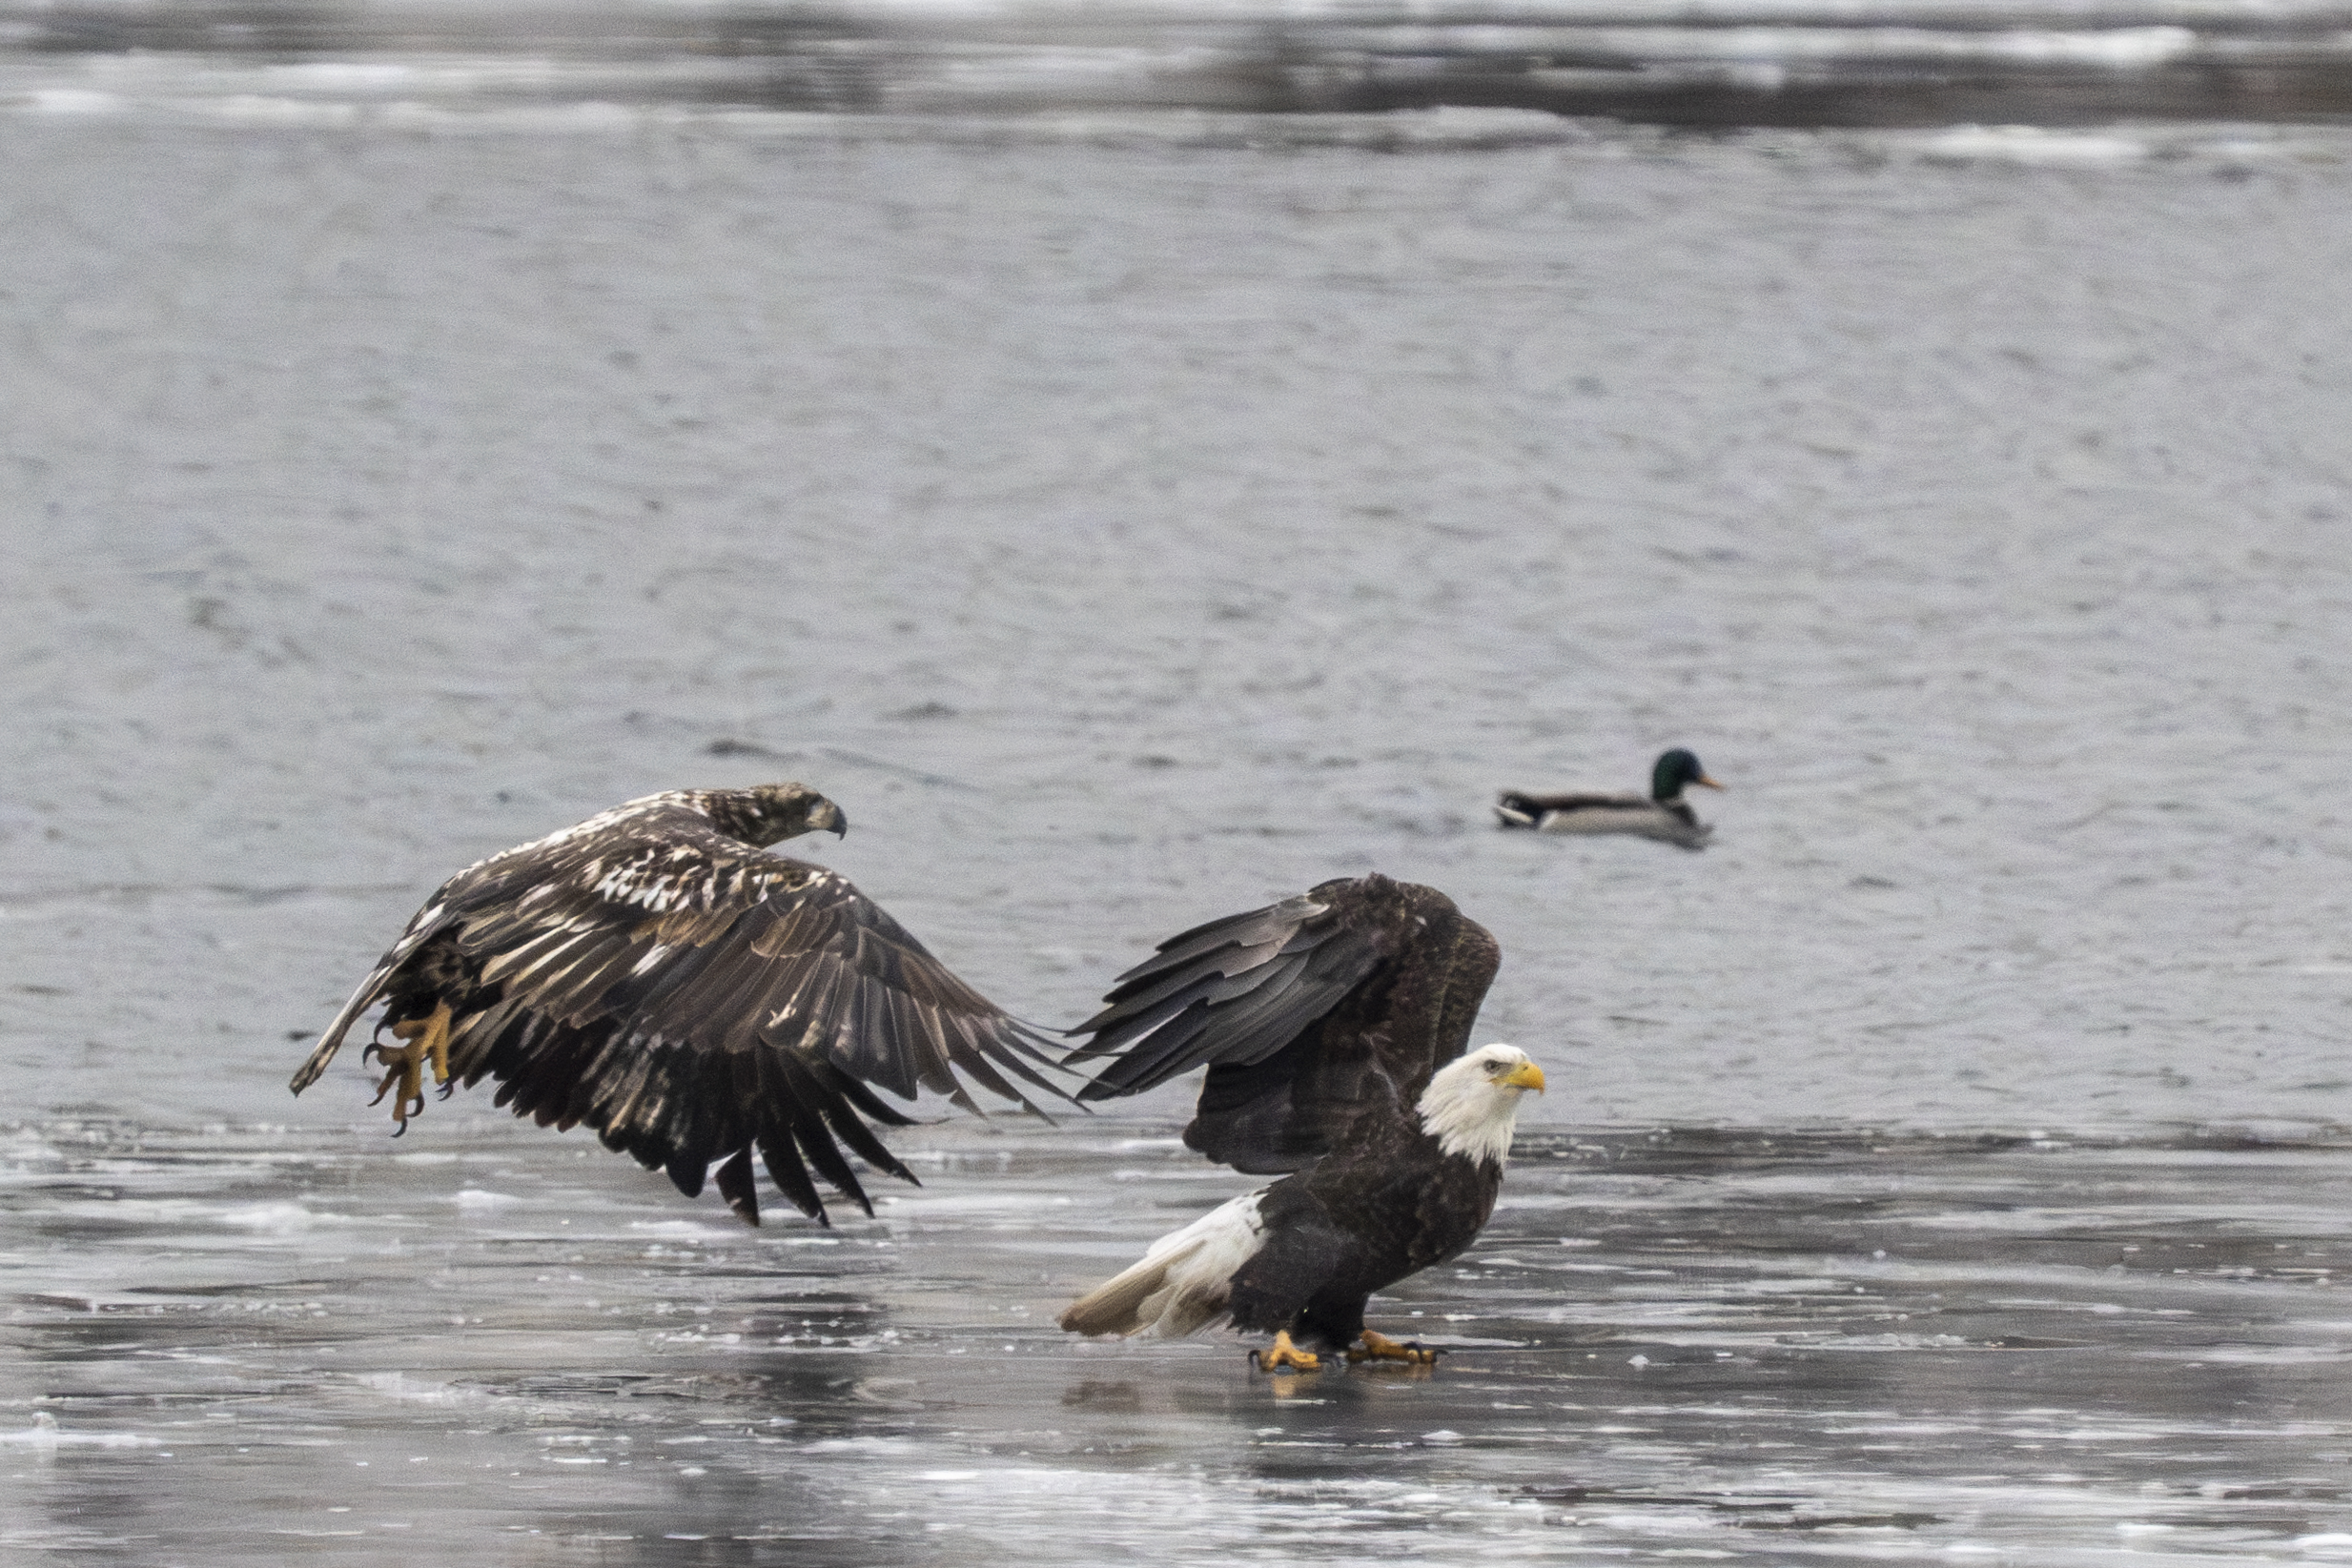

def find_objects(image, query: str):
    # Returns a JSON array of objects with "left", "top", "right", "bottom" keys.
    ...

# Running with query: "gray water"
[{"left": 6, "top": 99, "right": 2352, "bottom": 1563}]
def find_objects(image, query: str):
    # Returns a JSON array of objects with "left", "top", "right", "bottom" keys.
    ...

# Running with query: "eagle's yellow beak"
[{"left": 1503, "top": 1061, "right": 1545, "bottom": 1093}]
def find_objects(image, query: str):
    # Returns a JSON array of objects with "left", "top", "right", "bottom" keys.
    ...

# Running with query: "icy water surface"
[
  {"left": 10, "top": 1118, "right": 2352, "bottom": 1564},
  {"left": 10, "top": 0, "right": 2352, "bottom": 126},
  {"left": 6, "top": 91, "right": 2352, "bottom": 1565}
]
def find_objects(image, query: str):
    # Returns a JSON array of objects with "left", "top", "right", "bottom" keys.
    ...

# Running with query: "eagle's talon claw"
[
  {"left": 1248, "top": 1332, "right": 1321, "bottom": 1374},
  {"left": 1347, "top": 1331, "right": 1442, "bottom": 1367},
  {"left": 361, "top": 1004, "right": 451, "bottom": 1134}
]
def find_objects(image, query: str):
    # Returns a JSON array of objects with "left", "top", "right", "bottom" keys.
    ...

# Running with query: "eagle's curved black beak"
[{"left": 807, "top": 798, "right": 849, "bottom": 839}]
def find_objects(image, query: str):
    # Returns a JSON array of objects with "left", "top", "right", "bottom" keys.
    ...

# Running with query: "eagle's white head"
[{"left": 1416, "top": 1043, "right": 1545, "bottom": 1168}]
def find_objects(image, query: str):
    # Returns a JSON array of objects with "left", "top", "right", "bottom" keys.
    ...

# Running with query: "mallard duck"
[{"left": 1495, "top": 748, "right": 1725, "bottom": 850}]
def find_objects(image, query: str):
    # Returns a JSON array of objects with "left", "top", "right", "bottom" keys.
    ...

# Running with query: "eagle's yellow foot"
[
  {"left": 366, "top": 1049, "right": 424, "bottom": 1134},
  {"left": 1247, "top": 1332, "right": 1321, "bottom": 1374},
  {"left": 364, "top": 1003, "right": 453, "bottom": 1136},
  {"left": 1346, "top": 1330, "right": 1442, "bottom": 1366},
  {"left": 400, "top": 1002, "right": 455, "bottom": 1089}
]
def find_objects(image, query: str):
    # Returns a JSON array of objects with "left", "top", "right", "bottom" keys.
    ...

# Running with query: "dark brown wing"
[
  {"left": 1067, "top": 873, "right": 1500, "bottom": 1175},
  {"left": 294, "top": 799, "right": 1063, "bottom": 1224}
]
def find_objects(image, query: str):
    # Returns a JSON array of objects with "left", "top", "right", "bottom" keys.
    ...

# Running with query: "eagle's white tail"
[{"left": 1058, "top": 1190, "right": 1268, "bottom": 1338}]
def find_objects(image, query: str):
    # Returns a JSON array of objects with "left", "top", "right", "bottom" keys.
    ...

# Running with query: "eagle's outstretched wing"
[
  {"left": 1065, "top": 874, "right": 1499, "bottom": 1174},
  {"left": 293, "top": 797, "right": 1064, "bottom": 1225}
]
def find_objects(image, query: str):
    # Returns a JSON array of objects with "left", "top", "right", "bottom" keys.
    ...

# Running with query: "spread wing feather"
[
  {"left": 1066, "top": 874, "right": 1500, "bottom": 1175},
  {"left": 1067, "top": 894, "right": 1372, "bottom": 1098},
  {"left": 292, "top": 796, "right": 1064, "bottom": 1226}
]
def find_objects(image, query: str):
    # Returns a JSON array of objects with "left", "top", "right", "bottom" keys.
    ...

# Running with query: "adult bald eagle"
[
  {"left": 289, "top": 784, "right": 1063, "bottom": 1227},
  {"left": 1495, "top": 746, "right": 1725, "bottom": 849},
  {"left": 1056, "top": 874, "right": 1542, "bottom": 1371}
]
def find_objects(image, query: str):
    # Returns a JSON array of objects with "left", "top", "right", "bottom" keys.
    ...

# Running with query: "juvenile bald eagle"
[
  {"left": 1056, "top": 874, "right": 1542, "bottom": 1371},
  {"left": 1495, "top": 746, "right": 1725, "bottom": 849},
  {"left": 290, "top": 784, "right": 1063, "bottom": 1227}
]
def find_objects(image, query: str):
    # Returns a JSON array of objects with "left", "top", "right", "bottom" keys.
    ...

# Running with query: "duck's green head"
[{"left": 1652, "top": 748, "right": 1725, "bottom": 801}]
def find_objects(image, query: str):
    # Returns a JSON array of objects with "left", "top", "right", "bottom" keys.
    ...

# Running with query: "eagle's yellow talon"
[
  {"left": 366, "top": 1004, "right": 452, "bottom": 1134},
  {"left": 1347, "top": 1330, "right": 1442, "bottom": 1366},
  {"left": 1248, "top": 1332, "right": 1321, "bottom": 1374},
  {"left": 390, "top": 1005, "right": 455, "bottom": 1087}
]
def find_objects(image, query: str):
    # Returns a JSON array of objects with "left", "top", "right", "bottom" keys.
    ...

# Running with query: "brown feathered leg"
[
  {"left": 364, "top": 1003, "right": 454, "bottom": 1136},
  {"left": 1247, "top": 1332, "right": 1320, "bottom": 1374},
  {"left": 1346, "top": 1330, "right": 1442, "bottom": 1367}
]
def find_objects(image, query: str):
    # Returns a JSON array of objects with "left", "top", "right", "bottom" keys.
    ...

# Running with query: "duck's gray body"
[{"left": 1496, "top": 794, "right": 1712, "bottom": 848}]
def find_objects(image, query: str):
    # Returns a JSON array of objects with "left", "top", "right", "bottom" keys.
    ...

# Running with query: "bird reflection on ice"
[{"left": 5, "top": 1117, "right": 2351, "bottom": 1561}]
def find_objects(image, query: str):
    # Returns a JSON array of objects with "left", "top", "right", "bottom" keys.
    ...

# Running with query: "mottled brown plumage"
[
  {"left": 1060, "top": 874, "right": 1533, "bottom": 1360},
  {"left": 291, "top": 784, "right": 1062, "bottom": 1227}
]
